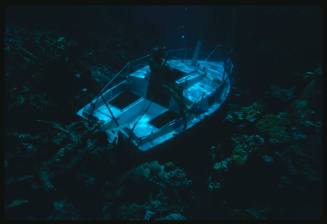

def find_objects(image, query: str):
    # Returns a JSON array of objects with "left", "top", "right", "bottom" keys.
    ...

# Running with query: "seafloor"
[{"left": 4, "top": 6, "right": 322, "bottom": 220}]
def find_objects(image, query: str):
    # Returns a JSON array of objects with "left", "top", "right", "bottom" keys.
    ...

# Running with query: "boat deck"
[{"left": 77, "top": 59, "right": 231, "bottom": 151}]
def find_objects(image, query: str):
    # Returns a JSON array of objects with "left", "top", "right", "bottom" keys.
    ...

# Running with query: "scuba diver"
[
  {"left": 147, "top": 46, "right": 171, "bottom": 106},
  {"left": 146, "top": 46, "right": 191, "bottom": 129}
]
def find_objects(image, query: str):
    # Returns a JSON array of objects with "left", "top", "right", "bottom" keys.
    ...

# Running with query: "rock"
[
  {"left": 230, "top": 134, "right": 265, "bottom": 166},
  {"left": 261, "top": 154, "right": 274, "bottom": 165},
  {"left": 208, "top": 179, "right": 222, "bottom": 191},
  {"left": 213, "top": 159, "right": 229, "bottom": 172},
  {"left": 157, "top": 213, "right": 187, "bottom": 220},
  {"left": 245, "top": 208, "right": 267, "bottom": 219},
  {"left": 117, "top": 203, "right": 144, "bottom": 220},
  {"left": 225, "top": 102, "right": 264, "bottom": 124},
  {"left": 232, "top": 208, "right": 267, "bottom": 219},
  {"left": 209, "top": 145, "right": 222, "bottom": 162},
  {"left": 291, "top": 127, "right": 307, "bottom": 141},
  {"left": 49, "top": 200, "right": 79, "bottom": 220},
  {"left": 39, "top": 169, "right": 55, "bottom": 192},
  {"left": 102, "top": 202, "right": 113, "bottom": 219},
  {"left": 144, "top": 210, "right": 155, "bottom": 220},
  {"left": 255, "top": 113, "right": 290, "bottom": 144},
  {"left": 7, "top": 199, "right": 29, "bottom": 209},
  {"left": 269, "top": 85, "right": 295, "bottom": 102},
  {"left": 121, "top": 161, "right": 192, "bottom": 189},
  {"left": 303, "top": 66, "right": 321, "bottom": 81},
  {"left": 104, "top": 161, "right": 193, "bottom": 220},
  {"left": 76, "top": 173, "right": 96, "bottom": 189}
]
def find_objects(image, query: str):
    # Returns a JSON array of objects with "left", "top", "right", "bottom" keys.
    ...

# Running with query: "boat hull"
[{"left": 77, "top": 58, "right": 233, "bottom": 152}]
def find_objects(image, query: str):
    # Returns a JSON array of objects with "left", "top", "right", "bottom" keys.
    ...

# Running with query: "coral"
[
  {"left": 230, "top": 134, "right": 265, "bottom": 166},
  {"left": 208, "top": 175, "right": 222, "bottom": 191},
  {"left": 290, "top": 127, "right": 307, "bottom": 141},
  {"left": 78, "top": 174, "right": 96, "bottom": 188},
  {"left": 48, "top": 200, "right": 80, "bottom": 220},
  {"left": 213, "top": 158, "right": 230, "bottom": 172},
  {"left": 39, "top": 169, "right": 55, "bottom": 192},
  {"left": 102, "top": 202, "right": 114, "bottom": 219},
  {"left": 290, "top": 99, "right": 321, "bottom": 133},
  {"left": 291, "top": 99, "right": 309, "bottom": 117},
  {"left": 104, "top": 161, "right": 193, "bottom": 220},
  {"left": 6, "top": 199, "right": 29, "bottom": 209},
  {"left": 90, "top": 65, "right": 113, "bottom": 88},
  {"left": 117, "top": 203, "right": 144, "bottom": 220},
  {"left": 225, "top": 102, "right": 264, "bottom": 124},
  {"left": 208, "top": 135, "right": 265, "bottom": 192},
  {"left": 302, "top": 66, "right": 322, "bottom": 81},
  {"left": 121, "top": 161, "right": 192, "bottom": 190},
  {"left": 231, "top": 207, "right": 268, "bottom": 220},
  {"left": 8, "top": 85, "right": 51, "bottom": 113},
  {"left": 269, "top": 85, "right": 295, "bottom": 102},
  {"left": 261, "top": 154, "right": 274, "bottom": 165},
  {"left": 255, "top": 113, "right": 291, "bottom": 144},
  {"left": 157, "top": 213, "right": 187, "bottom": 220},
  {"left": 5, "top": 27, "right": 75, "bottom": 69}
]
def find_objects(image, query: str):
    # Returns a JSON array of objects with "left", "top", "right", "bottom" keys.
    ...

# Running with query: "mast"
[{"left": 192, "top": 40, "right": 202, "bottom": 66}]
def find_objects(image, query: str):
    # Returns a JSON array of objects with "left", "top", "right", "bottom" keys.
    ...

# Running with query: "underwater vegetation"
[
  {"left": 102, "top": 161, "right": 193, "bottom": 220},
  {"left": 225, "top": 102, "right": 264, "bottom": 124},
  {"left": 255, "top": 113, "right": 291, "bottom": 144},
  {"left": 206, "top": 61, "right": 322, "bottom": 219},
  {"left": 5, "top": 6, "right": 322, "bottom": 220}
]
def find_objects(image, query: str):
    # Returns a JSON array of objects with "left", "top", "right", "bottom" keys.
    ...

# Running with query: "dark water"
[{"left": 4, "top": 5, "right": 323, "bottom": 220}]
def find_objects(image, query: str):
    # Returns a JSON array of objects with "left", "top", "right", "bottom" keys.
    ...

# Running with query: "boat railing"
[
  {"left": 92, "top": 46, "right": 231, "bottom": 100},
  {"left": 85, "top": 54, "right": 151, "bottom": 116},
  {"left": 85, "top": 48, "right": 192, "bottom": 115},
  {"left": 83, "top": 46, "right": 233, "bottom": 120}
]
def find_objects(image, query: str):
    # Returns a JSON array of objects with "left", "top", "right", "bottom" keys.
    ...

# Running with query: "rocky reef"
[
  {"left": 102, "top": 161, "right": 193, "bottom": 220},
  {"left": 5, "top": 7, "right": 322, "bottom": 220},
  {"left": 206, "top": 63, "right": 322, "bottom": 219}
]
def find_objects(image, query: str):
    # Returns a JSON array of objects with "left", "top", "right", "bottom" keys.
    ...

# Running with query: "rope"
[
  {"left": 204, "top": 44, "right": 221, "bottom": 62},
  {"left": 87, "top": 54, "right": 152, "bottom": 115},
  {"left": 101, "top": 95, "right": 119, "bottom": 127}
]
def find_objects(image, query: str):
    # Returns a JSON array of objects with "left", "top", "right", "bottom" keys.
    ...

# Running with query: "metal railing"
[{"left": 83, "top": 46, "right": 234, "bottom": 119}]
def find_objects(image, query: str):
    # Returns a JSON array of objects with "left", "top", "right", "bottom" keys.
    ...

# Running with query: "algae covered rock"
[
  {"left": 6, "top": 199, "right": 29, "bottom": 209},
  {"left": 225, "top": 102, "right": 264, "bottom": 124},
  {"left": 231, "top": 207, "right": 268, "bottom": 220},
  {"left": 269, "top": 85, "right": 295, "bottom": 102},
  {"left": 120, "top": 161, "right": 192, "bottom": 190},
  {"left": 117, "top": 203, "right": 144, "bottom": 220},
  {"left": 103, "top": 161, "right": 193, "bottom": 220},
  {"left": 157, "top": 213, "right": 187, "bottom": 220},
  {"left": 230, "top": 134, "right": 265, "bottom": 166},
  {"left": 302, "top": 66, "right": 322, "bottom": 81},
  {"left": 255, "top": 113, "right": 291, "bottom": 144},
  {"left": 208, "top": 175, "right": 222, "bottom": 191},
  {"left": 290, "top": 99, "right": 321, "bottom": 133},
  {"left": 213, "top": 158, "right": 231, "bottom": 172},
  {"left": 48, "top": 200, "right": 80, "bottom": 220},
  {"left": 8, "top": 87, "right": 50, "bottom": 114}
]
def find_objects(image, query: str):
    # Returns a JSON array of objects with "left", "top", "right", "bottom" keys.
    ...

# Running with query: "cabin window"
[
  {"left": 110, "top": 91, "right": 140, "bottom": 109},
  {"left": 150, "top": 110, "right": 179, "bottom": 128}
]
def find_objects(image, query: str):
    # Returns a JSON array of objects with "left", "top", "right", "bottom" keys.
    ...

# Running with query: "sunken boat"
[{"left": 77, "top": 44, "right": 233, "bottom": 152}]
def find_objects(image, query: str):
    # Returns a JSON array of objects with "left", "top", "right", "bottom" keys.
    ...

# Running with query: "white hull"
[{"left": 77, "top": 58, "right": 232, "bottom": 151}]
